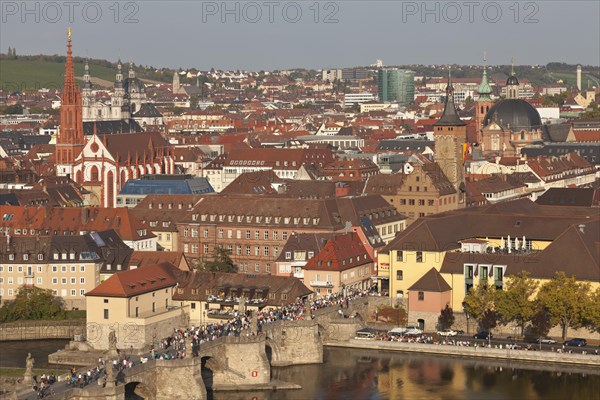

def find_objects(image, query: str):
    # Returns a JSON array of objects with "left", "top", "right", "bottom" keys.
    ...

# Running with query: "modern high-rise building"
[{"left": 377, "top": 69, "right": 415, "bottom": 106}]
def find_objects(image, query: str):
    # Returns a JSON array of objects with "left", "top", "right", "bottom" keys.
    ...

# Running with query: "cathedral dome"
[
  {"left": 506, "top": 75, "right": 519, "bottom": 86},
  {"left": 483, "top": 99, "right": 542, "bottom": 132}
]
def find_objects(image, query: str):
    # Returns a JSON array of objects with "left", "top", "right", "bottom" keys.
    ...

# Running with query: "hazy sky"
[{"left": 1, "top": 1, "right": 599, "bottom": 70}]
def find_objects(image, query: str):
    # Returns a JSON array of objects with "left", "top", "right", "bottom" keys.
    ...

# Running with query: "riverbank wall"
[
  {"left": 0, "top": 320, "right": 85, "bottom": 341},
  {"left": 326, "top": 339, "right": 600, "bottom": 369}
]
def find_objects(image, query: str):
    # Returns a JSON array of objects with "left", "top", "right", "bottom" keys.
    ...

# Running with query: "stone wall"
[
  {"left": 197, "top": 335, "right": 270, "bottom": 389},
  {"left": 86, "top": 310, "right": 188, "bottom": 350},
  {"left": 264, "top": 320, "right": 322, "bottom": 366},
  {"left": 329, "top": 339, "right": 600, "bottom": 368},
  {"left": 0, "top": 320, "right": 85, "bottom": 341}
]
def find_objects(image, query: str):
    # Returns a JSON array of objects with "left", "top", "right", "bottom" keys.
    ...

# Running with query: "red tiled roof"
[{"left": 86, "top": 262, "right": 182, "bottom": 298}]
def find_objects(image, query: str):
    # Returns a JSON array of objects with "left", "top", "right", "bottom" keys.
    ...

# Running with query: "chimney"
[
  {"left": 578, "top": 224, "right": 585, "bottom": 234},
  {"left": 335, "top": 182, "right": 351, "bottom": 197}
]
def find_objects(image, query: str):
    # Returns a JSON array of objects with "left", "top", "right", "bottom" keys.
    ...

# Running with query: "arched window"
[
  {"left": 106, "top": 171, "right": 115, "bottom": 208},
  {"left": 90, "top": 166, "right": 99, "bottom": 182}
]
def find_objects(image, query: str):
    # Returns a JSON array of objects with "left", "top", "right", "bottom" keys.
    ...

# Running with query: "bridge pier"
[
  {"left": 198, "top": 335, "right": 271, "bottom": 390},
  {"left": 265, "top": 320, "right": 323, "bottom": 366}
]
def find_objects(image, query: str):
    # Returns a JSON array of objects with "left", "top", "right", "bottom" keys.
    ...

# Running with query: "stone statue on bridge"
[
  {"left": 104, "top": 328, "right": 119, "bottom": 358},
  {"left": 23, "top": 353, "right": 34, "bottom": 385}
]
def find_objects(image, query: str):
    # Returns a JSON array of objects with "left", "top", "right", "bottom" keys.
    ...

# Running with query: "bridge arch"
[{"left": 124, "top": 381, "right": 154, "bottom": 399}]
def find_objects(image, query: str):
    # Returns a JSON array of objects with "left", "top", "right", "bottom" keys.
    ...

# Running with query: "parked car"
[
  {"left": 564, "top": 338, "right": 587, "bottom": 347},
  {"left": 437, "top": 329, "right": 458, "bottom": 337},
  {"left": 405, "top": 326, "right": 423, "bottom": 336},
  {"left": 536, "top": 336, "right": 557, "bottom": 345},
  {"left": 473, "top": 331, "right": 493, "bottom": 340}
]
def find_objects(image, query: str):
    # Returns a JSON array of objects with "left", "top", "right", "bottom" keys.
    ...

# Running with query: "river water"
[{"left": 1, "top": 341, "right": 598, "bottom": 400}]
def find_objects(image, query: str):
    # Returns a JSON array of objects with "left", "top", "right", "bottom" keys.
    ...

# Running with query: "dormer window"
[
  {"left": 9, "top": 254, "right": 15, "bottom": 261},
  {"left": 38, "top": 254, "right": 43, "bottom": 261},
  {"left": 23, "top": 254, "right": 29, "bottom": 261}
]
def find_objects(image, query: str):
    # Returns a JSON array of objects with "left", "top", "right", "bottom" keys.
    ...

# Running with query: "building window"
[
  {"left": 37, "top": 277, "right": 43, "bottom": 285},
  {"left": 418, "top": 199, "right": 425, "bottom": 206},
  {"left": 71, "top": 289, "right": 76, "bottom": 296},
  {"left": 80, "top": 277, "right": 85, "bottom": 284},
  {"left": 282, "top": 232, "right": 288, "bottom": 240},
  {"left": 396, "top": 251, "right": 403, "bottom": 261},
  {"left": 103, "top": 309, "right": 109, "bottom": 319},
  {"left": 183, "top": 228, "right": 189, "bottom": 237},
  {"left": 264, "top": 246, "right": 269, "bottom": 257},
  {"left": 52, "top": 278, "right": 58, "bottom": 284},
  {"left": 191, "top": 228, "right": 198, "bottom": 238},
  {"left": 264, "top": 231, "right": 269, "bottom": 240},
  {"left": 255, "top": 230, "right": 260, "bottom": 240},
  {"left": 396, "top": 270, "right": 403, "bottom": 280},
  {"left": 266, "top": 263, "right": 271, "bottom": 273},
  {"left": 418, "top": 291, "right": 424, "bottom": 301},
  {"left": 416, "top": 252, "right": 423, "bottom": 262},
  {"left": 255, "top": 263, "right": 260, "bottom": 272},
  {"left": 204, "top": 244, "right": 209, "bottom": 254},
  {"left": 246, "top": 230, "right": 251, "bottom": 239},
  {"left": 218, "top": 229, "right": 224, "bottom": 238},
  {"left": 409, "top": 199, "right": 415, "bottom": 206},
  {"left": 245, "top": 245, "right": 251, "bottom": 256},
  {"left": 254, "top": 246, "right": 260, "bottom": 256},
  {"left": 191, "top": 244, "right": 199, "bottom": 254},
  {"left": 273, "top": 231, "right": 278, "bottom": 240}
]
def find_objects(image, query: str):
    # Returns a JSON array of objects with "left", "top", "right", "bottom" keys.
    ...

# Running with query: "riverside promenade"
[{"left": 327, "top": 339, "right": 600, "bottom": 370}]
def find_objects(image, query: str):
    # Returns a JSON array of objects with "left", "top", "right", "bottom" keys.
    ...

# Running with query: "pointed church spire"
[
  {"left": 511, "top": 56, "right": 515, "bottom": 76},
  {"left": 434, "top": 66, "right": 465, "bottom": 127},
  {"left": 477, "top": 51, "right": 492, "bottom": 101}
]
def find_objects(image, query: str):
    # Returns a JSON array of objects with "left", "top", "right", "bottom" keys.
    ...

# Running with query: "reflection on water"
[
  {"left": 1, "top": 341, "right": 598, "bottom": 400},
  {"left": 216, "top": 347, "right": 600, "bottom": 400},
  {"left": 0, "top": 340, "right": 69, "bottom": 370}
]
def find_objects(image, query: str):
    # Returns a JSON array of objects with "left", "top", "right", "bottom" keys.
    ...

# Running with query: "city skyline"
[{"left": 1, "top": 1, "right": 599, "bottom": 70}]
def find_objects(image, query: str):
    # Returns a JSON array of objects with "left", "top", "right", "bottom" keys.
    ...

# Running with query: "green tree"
[
  {"left": 537, "top": 272, "right": 591, "bottom": 340},
  {"left": 525, "top": 308, "right": 553, "bottom": 341},
  {"left": 197, "top": 247, "right": 237, "bottom": 273},
  {"left": 463, "top": 283, "right": 496, "bottom": 330},
  {"left": 480, "top": 309, "right": 498, "bottom": 331},
  {"left": 583, "top": 287, "right": 600, "bottom": 334},
  {"left": 495, "top": 271, "right": 538, "bottom": 336},
  {"left": 437, "top": 305, "right": 455, "bottom": 330},
  {"left": 0, "top": 286, "right": 66, "bottom": 322}
]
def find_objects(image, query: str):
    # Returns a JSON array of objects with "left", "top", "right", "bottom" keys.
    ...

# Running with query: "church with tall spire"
[
  {"left": 433, "top": 69, "right": 467, "bottom": 204},
  {"left": 55, "top": 29, "right": 175, "bottom": 208},
  {"left": 56, "top": 27, "right": 85, "bottom": 179}
]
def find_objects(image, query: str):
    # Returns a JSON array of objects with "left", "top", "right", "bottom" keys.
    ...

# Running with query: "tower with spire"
[
  {"left": 505, "top": 57, "right": 521, "bottom": 99},
  {"left": 82, "top": 60, "right": 94, "bottom": 120},
  {"left": 433, "top": 68, "right": 467, "bottom": 204},
  {"left": 476, "top": 51, "right": 494, "bottom": 134},
  {"left": 56, "top": 28, "right": 85, "bottom": 179}
]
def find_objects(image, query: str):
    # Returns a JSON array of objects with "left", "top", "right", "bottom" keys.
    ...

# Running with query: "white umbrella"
[
  {"left": 514, "top": 237, "right": 520, "bottom": 251},
  {"left": 507, "top": 235, "right": 511, "bottom": 253},
  {"left": 501, "top": 236, "right": 505, "bottom": 250},
  {"left": 522, "top": 235, "right": 527, "bottom": 250}
]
